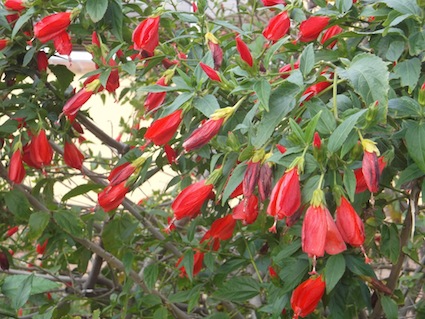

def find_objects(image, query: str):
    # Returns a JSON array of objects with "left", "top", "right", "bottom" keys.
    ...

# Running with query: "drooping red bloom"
[
  {"left": 299, "top": 16, "right": 330, "bottom": 42},
  {"left": 262, "top": 11, "right": 290, "bottom": 42},
  {"left": 34, "top": 12, "right": 72, "bottom": 43},
  {"left": 0, "top": 252, "right": 9, "bottom": 270},
  {"left": 62, "top": 79, "right": 101, "bottom": 117},
  {"left": 22, "top": 143, "right": 42, "bottom": 169},
  {"left": 232, "top": 195, "right": 259, "bottom": 225},
  {"left": 36, "top": 51, "right": 49, "bottom": 72},
  {"left": 230, "top": 181, "right": 244, "bottom": 198},
  {"left": 320, "top": 25, "right": 343, "bottom": 48},
  {"left": 362, "top": 150, "right": 380, "bottom": 193},
  {"left": 236, "top": 36, "right": 253, "bottom": 67},
  {"left": 171, "top": 180, "right": 214, "bottom": 220},
  {"left": 243, "top": 160, "right": 261, "bottom": 198},
  {"left": 355, "top": 156, "right": 386, "bottom": 193},
  {"left": 302, "top": 81, "right": 331, "bottom": 101},
  {"left": 105, "top": 59, "right": 120, "bottom": 94},
  {"left": 4, "top": 0, "right": 26, "bottom": 11},
  {"left": 98, "top": 182, "right": 129, "bottom": 212},
  {"left": 0, "top": 39, "right": 9, "bottom": 50},
  {"left": 291, "top": 275, "right": 326, "bottom": 319},
  {"left": 36, "top": 239, "right": 48, "bottom": 255},
  {"left": 144, "top": 77, "right": 168, "bottom": 113},
  {"left": 132, "top": 16, "right": 160, "bottom": 55},
  {"left": 192, "top": 1, "right": 198, "bottom": 12},
  {"left": 8, "top": 149, "right": 26, "bottom": 184},
  {"left": 262, "top": 0, "right": 286, "bottom": 6},
  {"left": 176, "top": 250, "right": 204, "bottom": 278},
  {"left": 258, "top": 163, "right": 273, "bottom": 201},
  {"left": 108, "top": 162, "right": 135, "bottom": 186},
  {"left": 279, "top": 61, "right": 300, "bottom": 79},
  {"left": 164, "top": 144, "right": 177, "bottom": 164},
  {"left": 144, "top": 109, "right": 183, "bottom": 145},
  {"left": 30, "top": 129, "right": 54, "bottom": 168},
  {"left": 302, "top": 204, "right": 346, "bottom": 258},
  {"left": 313, "top": 132, "right": 321, "bottom": 149},
  {"left": 183, "top": 118, "right": 224, "bottom": 151},
  {"left": 6, "top": 226, "right": 19, "bottom": 237},
  {"left": 207, "top": 39, "right": 223, "bottom": 70},
  {"left": 267, "top": 168, "right": 301, "bottom": 232},
  {"left": 53, "top": 31, "right": 72, "bottom": 55},
  {"left": 200, "top": 62, "right": 222, "bottom": 82},
  {"left": 336, "top": 197, "right": 365, "bottom": 247},
  {"left": 63, "top": 140, "right": 84, "bottom": 170},
  {"left": 201, "top": 214, "right": 236, "bottom": 250}
]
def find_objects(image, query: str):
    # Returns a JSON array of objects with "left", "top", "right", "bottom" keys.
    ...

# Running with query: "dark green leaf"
[
  {"left": 50, "top": 65, "right": 75, "bottom": 92},
  {"left": 4, "top": 189, "right": 31, "bottom": 221},
  {"left": 325, "top": 254, "right": 346, "bottom": 293},
  {"left": 33, "top": 308, "right": 54, "bottom": 319},
  {"left": 299, "top": 44, "right": 315, "bottom": 77},
  {"left": 144, "top": 264, "right": 158, "bottom": 290},
  {"left": 304, "top": 111, "right": 322, "bottom": 144},
  {"left": 106, "top": 0, "right": 123, "bottom": 41},
  {"left": 408, "top": 31, "right": 425, "bottom": 56},
  {"left": 328, "top": 110, "right": 366, "bottom": 153},
  {"left": 396, "top": 163, "right": 425, "bottom": 188},
  {"left": 393, "top": 58, "right": 421, "bottom": 91},
  {"left": 213, "top": 277, "right": 260, "bottom": 302},
  {"left": 53, "top": 210, "right": 84, "bottom": 237},
  {"left": 122, "top": 251, "right": 134, "bottom": 275},
  {"left": 122, "top": 61, "right": 136, "bottom": 76},
  {"left": 86, "top": 0, "right": 108, "bottom": 22},
  {"left": 388, "top": 97, "right": 422, "bottom": 118},
  {"left": 343, "top": 167, "right": 356, "bottom": 202},
  {"left": 193, "top": 94, "right": 220, "bottom": 117},
  {"left": 280, "top": 258, "right": 309, "bottom": 293},
  {"left": 180, "top": 250, "right": 194, "bottom": 281},
  {"left": 28, "top": 211, "right": 50, "bottom": 240},
  {"left": 381, "top": 295, "right": 398, "bottom": 319},
  {"left": 405, "top": 121, "right": 425, "bottom": 173},
  {"left": 273, "top": 240, "right": 301, "bottom": 264},
  {"left": 11, "top": 7, "right": 35, "bottom": 39},
  {"left": 381, "top": 0, "right": 421, "bottom": 16},
  {"left": 254, "top": 79, "right": 271, "bottom": 111},
  {"left": 61, "top": 183, "right": 102, "bottom": 202},
  {"left": 23, "top": 46, "right": 36, "bottom": 67},
  {"left": 381, "top": 224, "right": 400, "bottom": 263},
  {"left": 222, "top": 162, "right": 246, "bottom": 204},
  {"left": 345, "top": 255, "right": 376, "bottom": 277},
  {"left": 0, "top": 120, "right": 18, "bottom": 133},
  {"left": 2, "top": 274, "right": 33, "bottom": 309},
  {"left": 153, "top": 307, "right": 168, "bottom": 319}
]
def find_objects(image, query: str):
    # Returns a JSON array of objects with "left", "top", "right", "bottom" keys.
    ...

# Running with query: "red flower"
[
  {"left": 336, "top": 197, "right": 365, "bottom": 247},
  {"left": 8, "top": 149, "right": 25, "bottom": 184},
  {"left": 0, "top": 39, "right": 9, "bottom": 50},
  {"left": 36, "top": 239, "right": 48, "bottom": 255},
  {"left": 144, "top": 77, "right": 168, "bottom": 113},
  {"left": 279, "top": 61, "right": 300, "bottom": 79},
  {"left": 200, "top": 62, "right": 222, "bottom": 82},
  {"left": 132, "top": 16, "right": 160, "bottom": 55},
  {"left": 258, "top": 163, "right": 273, "bottom": 201},
  {"left": 302, "top": 81, "right": 331, "bottom": 101},
  {"left": 98, "top": 181, "right": 129, "bottom": 212},
  {"left": 107, "top": 162, "right": 136, "bottom": 186},
  {"left": 320, "top": 25, "right": 343, "bottom": 48},
  {"left": 34, "top": 12, "right": 71, "bottom": 43},
  {"left": 30, "top": 129, "right": 53, "bottom": 168},
  {"left": 232, "top": 195, "right": 259, "bottom": 225},
  {"left": 171, "top": 180, "right": 214, "bottom": 220},
  {"left": 22, "top": 143, "right": 42, "bottom": 169},
  {"left": 362, "top": 150, "right": 380, "bottom": 193},
  {"left": 313, "top": 132, "right": 321, "bottom": 149},
  {"left": 262, "top": 11, "right": 290, "bottom": 42},
  {"left": 201, "top": 214, "right": 236, "bottom": 250},
  {"left": 6, "top": 226, "right": 19, "bottom": 237},
  {"left": 176, "top": 250, "right": 204, "bottom": 278},
  {"left": 36, "top": 51, "right": 49, "bottom": 72},
  {"left": 0, "top": 252, "right": 9, "bottom": 270},
  {"left": 4, "top": 0, "right": 26, "bottom": 11},
  {"left": 299, "top": 16, "right": 330, "bottom": 42},
  {"left": 208, "top": 41, "right": 223, "bottom": 70},
  {"left": 291, "top": 275, "right": 326, "bottom": 319},
  {"left": 144, "top": 109, "right": 183, "bottom": 145},
  {"left": 230, "top": 181, "right": 243, "bottom": 198},
  {"left": 192, "top": 1, "right": 198, "bottom": 12},
  {"left": 183, "top": 118, "right": 224, "bottom": 151},
  {"left": 53, "top": 31, "right": 72, "bottom": 55},
  {"left": 243, "top": 160, "right": 261, "bottom": 198},
  {"left": 276, "top": 144, "right": 287, "bottom": 154},
  {"left": 236, "top": 36, "right": 253, "bottom": 67},
  {"left": 262, "top": 0, "right": 286, "bottom": 6},
  {"left": 268, "top": 265, "right": 278, "bottom": 279},
  {"left": 63, "top": 140, "right": 84, "bottom": 170},
  {"left": 105, "top": 59, "right": 120, "bottom": 94},
  {"left": 62, "top": 79, "right": 100, "bottom": 117},
  {"left": 355, "top": 156, "right": 386, "bottom": 193},
  {"left": 164, "top": 144, "right": 177, "bottom": 164},
  {"left": 267, "top": 168, "right": 301, "bottom": 232},
  {"left": 324, "top": 206, "right": 347, "bottom": 255}
]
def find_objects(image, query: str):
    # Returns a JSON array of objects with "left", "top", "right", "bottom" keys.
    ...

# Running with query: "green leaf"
[
  {"left": 325, "top": 254, "right": 346, "bottom": 293},
  {"left": 193, "top": 94, "right": 220, "bottom": 117},
  {"left": 53, "top": 210, "right": 84, "bottom": 237},
  {"left": 4, "top": 189, "right": 31, "bottom": 221},
  {"left": 393, "top": 58, "right": 421, "bottom": 91},
  {"left": 405, "top": 121, "right": 425, "bottom": 173},
  {"left": 144, "top": 264, "right": 159, "bottom": 290},
  {"left": 304, "top": 111, "right": 322, "bottom": 144},
  {"left": 33, "top": 308, "right": 54, "bottom": 319},
  {"left": 213, "top": 277, "right": 260, "bottom": 302},
  {"left": 122, "top": 251, "right": 134, "bottom": 275},
  {"left": 61, "top": 183, "right": 102, "bottom": 202},
  {"left": 2, "top": 274, "right": 34, "bottom": 309},
  {"left": 23, "top": 46, "right": 36, "bottom": 67},
  {"left": 273, "top": 240, "right": 301, "bottom": 264},
  {"left": 106, "top": 0, "right": 123, "bottom": 41},
  {"left": 122, "top": 61, "right": 136, "bottom": 76},
  {"left": 11, "top": 7, "right": 35, "bottom": 39},
  {"left": 327, "top": 110, "right": 366, "bottom": 153},
  {"left": 254, "top": 79, "right": 271, "bottom": 112},
  {"left": 153, "top": 307, "right": 168, "bottom": 319},
  {"left": 343, "top": 167, "right": 356, "bottom": 202},
  {"left": 408, "top": 31, "right": 425, "bottom": 56},
  {"left": 299, "top": 44, "right": 315, "bottom": 77},
  {"left": 388, "top": 97, "right": 422, "bottom": 118},
  {"left": 336, "top": 0, "right": 352, "bottom": 12},
  {"left": 164, "top": 92, "right": 194, "bottom": 114},
  {"left": 381, "top": 0, "right": 421, "bottom": 16},
  {"left": 279, "top": 258, "right": 309, "bottom": 293},
  {"left": 28, "top": 211, "right": 50, "bottom": 240},
  {"left": 50, "top": 65, "right": 75, "bottom": 92},
  {"left": 345, "top": 255, "right": 376, "bottom": 277},
  {"left": 396, "top": 163, "right": 425, "bottom": 188},
  {"left": 381, "top": 224, "right": 400, "bottom": 263},
  {"left": 381, "top": 295, "right": 398, "bottom": 319},
  {"left": 0, "top": 119, "right": 19, "bottom": 133},
  {"left": 86, "top": 0, "right": 109, "bottom": 22},
  {"left": 222, "top": 162, "right": 246, "bottom": 204},
  {"left": 180, "top": 250, "right": 194, "bottom": 281},
  {"left": 251, "top": 82, "right": 301, "bottom": 148},
  {"left": 338, "top": 53, "right": 389, "bottom": 106}
]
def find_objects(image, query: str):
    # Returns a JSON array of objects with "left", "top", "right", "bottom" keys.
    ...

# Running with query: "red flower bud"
[
  {"left": 108, "top": 162, "right": 135, "bottom": 186},
  {"left": 164, "top": 144, "right": 177, "bottom": 165},
  {"left": 243, "top": 160, "right": 261, "bottom": 198},
  {"left": 313, "top": 132, "right": 321, "bottom": 149},
  {"left": 171, "top": 180, "right": 214, "bottom": 220},
  {"left": 144, "top": 109, "right": 183, "bottom": 146},
  {"left": 279, "top": 61, "right": 300, "bottom": 79},
  {"left": 201, "top": 214, "right": 236, "bottom": 250},
  {"left": 236, "top": 36, "right": 253, "bottom": 67},
  {"left": 232, "top": 195, "right": 259, "bottom": 225},
  {"left": 336, "top": 197, "right": 365, "bottom": 247},
  {"left": 302, "top": 81, "right": 331, "bottom": 101},
  {"left": 183, "top": 118, "right": 224, "bottom": 151},
  {"left": 258, "top": 163, "right": 273, "bottom": 201},
  {"left": 5, "top": 0, "right": 26, "bottom": 11},
  {"left": 192, "top": 1, "right": 198, "bottom": 12},
  {"left": 6, "top": 226, "right": 19, "bottom": 237},
  {"left": 62, "top": 81, "right": 99, "bottom": 117},
  {"left": 263, "top": 11, "right": 290, "bottom": 42},
  {"left": 320, "top": 25, "right": 343, "bottom": 48},
  {"left": 34, "top": 12, "right": 71, "bottom": 43},
  {"left": 276, "top": 144, "right": 287, "bottom": 154},
  {"left": 53, "top": 31, "right": 72, "bottom": 55},
  {"left": 144, "top": 77, "right": 168, "bottom": 113},
  {"left": 36, "top": 239, "right": 48, "bottom": 255},
  {"left": 0, "top": 252, "right": 9, "bottom": 270},
  {"left": 291, "top": 275, "right": 326, "bottom": 319},
  {"left": 98, "top": 181, "right": 129, "bottom": 212},
  {"left": 208, "top": 41, "right": 223, "bottom": 70},
  {"left": 0, "top": 39, "right": 9, "bottom": 50},
  {"left": 268, "top": 265, "right": 278, "bottom": 279},
  {"left": 298, "top": 16, "right": 330, "bottom": 42},
  {"left": 355, "top": 156, "right": 386, "bottom": 193},
  {"left": 262, "top": 0, "right": 286, "bottom": 6},
  {"left": 132, "top": 16, "right": 160, "bottom": 55},
  {"left": 36, "top": 51, "right": 49, "bottom": 72},
  {"left": 176, "top": 250, "right": 204, "bottom": 278},
  {"left": 8, "top": 149, "right": 26, "bottom": 184},
  {"left": 30, "top": 129, "right": 53, "bottom": 168},
  {"left": 63, "top": 140, "right": 84, "bottom": 170},
  {"left": 200, "top": 62, "right": 222, "bottom": 82},
  {"left": 362, "top": 150, "right": 380, "bottom": 193}
]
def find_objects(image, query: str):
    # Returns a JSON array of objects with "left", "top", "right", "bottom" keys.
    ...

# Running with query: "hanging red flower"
[
  {"left": 176, "top": 250, "right": 204, "bottom": 278},
  {"left": 200, "top": 62, "right": 222, "bottom": 82},
  {"left": 53, "top": 31, "right": 72, "bottom": 55},
  {"left": 30, "top": 129, "right": 54, "bottom": 168},
  {"left": 236, "top": 35, "right": 253, "bottom": 67},
  {"left": 335, "top": 196, "right": 365, "bottom": 247},
  {"left": 4, "top": 0, "right": 26, "bottom": 11},
  {"left": 232, "top": 195, "right": 259, "bottom": 225},
  {"left": 144, "top": 109, "right": 183, "bottom": 146},
  {"left": 201, "top": 214, "right": 236, "bottom": 250},
  {"left": 298, "top": 16, "right": 330, "bottom": 42},
  {"left": 291, "top": 275, "right": 326, "bottom": 319},
  {"left": 8, "top": 149, "right": 26, "bottom": 184},
  {"left": 132, "top": 16, "right": 160, "bottom": 55},
  {"left": 183, "top": 118, "right": 224, "bottom": 151},
  {"left": 144, "top": 77, "right": 168, "bottom": 113},
  {"left": 63, "top": 140, "right": 84, "bottom": 170},
  {"left": 34, "top": 12, "right": 72, "bottom": 43},
  {"left": 320, "top": 25, "right": 343, "bottom": 48},
  {"left": 98, "top": 181, "right": 129, "bottom": 212},
  {"left": 262, "top": 11, "right": 290, "bottom": 42}
]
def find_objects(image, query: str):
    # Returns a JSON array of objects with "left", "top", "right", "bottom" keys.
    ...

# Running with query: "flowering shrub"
[{"left": 0, "top": 0, "right": 425, "bottom": 318}]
